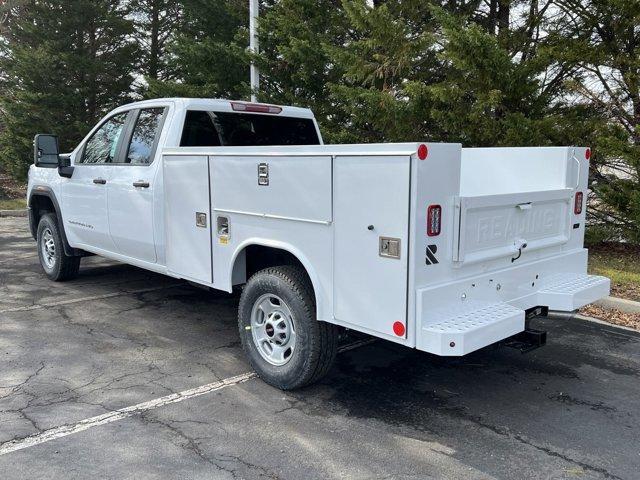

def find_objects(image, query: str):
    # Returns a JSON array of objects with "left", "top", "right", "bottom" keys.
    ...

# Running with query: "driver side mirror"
[
  {"left": 34, "top": 134, "right": 59, "bottom": 167},
  {"left": 33, "top": 134, "right": 74, "bottom": 178}
]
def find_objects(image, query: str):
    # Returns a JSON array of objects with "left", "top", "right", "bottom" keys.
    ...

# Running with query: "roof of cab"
[{"left": 112, "top": 98, "right": 315, "bottom": 119}]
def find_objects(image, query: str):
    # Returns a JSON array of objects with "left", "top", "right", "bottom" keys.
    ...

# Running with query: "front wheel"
[
  {"left": 238, "top": 265, "right": 338, "bottom": 390},
  {"left": 37, "top": 213, "right": 80, "bottom": 281}
]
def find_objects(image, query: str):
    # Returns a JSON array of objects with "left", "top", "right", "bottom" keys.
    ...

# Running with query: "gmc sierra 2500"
[{"left": 28, "top": 98, "right": 610, "bottom": 389}]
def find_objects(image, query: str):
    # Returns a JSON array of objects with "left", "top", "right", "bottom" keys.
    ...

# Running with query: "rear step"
[
  {"left": 537, "top": 273, "right": 610, "bottom": 310},
  {"left": 421, "top": 301, "right": 524, "bottom": 356}
]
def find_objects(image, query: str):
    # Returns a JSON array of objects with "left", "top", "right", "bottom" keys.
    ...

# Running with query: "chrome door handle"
[
  {"left": 93, "top": 178, "right": 107, "bottom": 185},
  {"left": 133, "top": 180, "right": 150, "bottom": 188}
]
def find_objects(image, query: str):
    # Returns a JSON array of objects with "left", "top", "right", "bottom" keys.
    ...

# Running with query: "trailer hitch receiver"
[
  {"left": 504, "top": 328, "right": 547, "bottom": 353},
  {"left": 503, "top": 306, "right": 548, "bottom": 353}
]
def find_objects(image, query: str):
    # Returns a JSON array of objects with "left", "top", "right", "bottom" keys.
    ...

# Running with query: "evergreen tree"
[
  {"left": 147, "top": 0, "right": 249, "bottom": 99},
  {"left": 325, "top": 1, "right": 586, "bottom": 146},
  {"left": 556, "top": 0, "right": 640, "bottom": 242},
  {"left": 324, "top": 1, "right": 442, "bottom": 143},
  {"left": 0, "top": 0, "right": 138, "bottom": 179},
  {"left": 254, "top": 0, "right": 351, "bottom": 142},
  {"left": 128, "top": 0, "right": 182, "bottom": 83}
]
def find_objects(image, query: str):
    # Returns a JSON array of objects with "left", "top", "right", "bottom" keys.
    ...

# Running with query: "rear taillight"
[
  {"left": 427, "top": 205, "right": 442, "bottom": 236},
  {"left": 574, "top": 192, "right": 583, "bottom": 215},
  {"left": 230, "top": 102, "right": 282, "bottom": 114}
]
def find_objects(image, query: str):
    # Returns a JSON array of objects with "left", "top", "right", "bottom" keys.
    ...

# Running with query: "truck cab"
[{"left": 28, "top": 98, "right": 321, "bottom": 273}]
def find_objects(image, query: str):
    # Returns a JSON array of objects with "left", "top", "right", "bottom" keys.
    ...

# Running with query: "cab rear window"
[{"left": 180, "top": 110, "right": 320, "bottom": 147}]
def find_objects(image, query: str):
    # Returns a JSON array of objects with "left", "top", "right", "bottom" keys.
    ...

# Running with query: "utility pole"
[{"left": 249, "top": 0, "right": 259, "bottom": 102}]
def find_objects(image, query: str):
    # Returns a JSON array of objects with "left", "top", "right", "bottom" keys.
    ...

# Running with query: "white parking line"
[
  {"left": 0, "top": 372, "right": 256, "bottom": 456},
  {"left": 0, "top": 283, "right": 184, "bottom": 314}
]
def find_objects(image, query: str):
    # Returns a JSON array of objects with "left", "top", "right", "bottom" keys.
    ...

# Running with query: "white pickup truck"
[{"left": 28, "top": 98, "right": 610, "bottom": 389}]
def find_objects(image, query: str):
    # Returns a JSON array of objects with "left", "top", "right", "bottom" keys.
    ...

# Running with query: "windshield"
[{"left": 180, "top": 110, "right": 320, "bottom": 147}]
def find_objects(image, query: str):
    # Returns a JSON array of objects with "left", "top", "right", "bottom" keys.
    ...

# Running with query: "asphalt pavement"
[{"left": 1, "top": 216, "right": 639, "bottom": 480}]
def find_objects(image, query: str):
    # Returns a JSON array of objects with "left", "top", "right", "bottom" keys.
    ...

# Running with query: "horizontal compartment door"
[
  {"left": 454, "top": 189, "right": 573, "bottom": 265},
  {"left": 211, "top": 155, "right": 332, "bottom": 224}
]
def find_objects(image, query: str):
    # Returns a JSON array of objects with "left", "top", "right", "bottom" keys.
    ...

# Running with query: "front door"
[
  {"left": 62, "top": 112, "right": 129, "bottom": 252},
  {"left": 107, "top": 107, "right": 166, "bottom": 263}
]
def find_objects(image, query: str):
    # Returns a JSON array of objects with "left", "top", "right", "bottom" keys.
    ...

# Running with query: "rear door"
[
  {"left": 107, "top": 107, "right": 167, "bottom": 263},
  {"left": 62, "top": 112, "right": 128, "bottom": 252},
  {"left": 333, "top": 155, "right": 411, "bottom": 340}
]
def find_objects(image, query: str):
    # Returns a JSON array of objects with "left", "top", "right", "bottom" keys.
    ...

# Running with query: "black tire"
[
  {"left": 238, "top": 265, "right": 338, "bottom": 390},
  {"left": 37, "top": 213, "right": 80, "bottom": 281}
]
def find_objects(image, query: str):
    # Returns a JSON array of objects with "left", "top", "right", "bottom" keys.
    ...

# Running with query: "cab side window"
[
  {"left": 80, "top": 112, "right": 128, "bottom": 164},
  {"left": 125, "top": 108, "right": 165, "bottom": 165},
  {"left": 180, "top": 110, "right": 221, "bottom": 146}
]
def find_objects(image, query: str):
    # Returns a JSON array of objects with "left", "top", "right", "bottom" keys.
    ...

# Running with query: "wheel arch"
[
  {"left": 28, "top": 186, "right": 79, "bottom": 256},
  {"left": 229, "top": 239, "right": 325, "bottom": 319}
]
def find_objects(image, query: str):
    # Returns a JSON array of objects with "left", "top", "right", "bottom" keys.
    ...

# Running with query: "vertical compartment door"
[
  {"left": 333, "top": 155, "right": 411, "bottom": 339},
  {"left": 164, "top": 155, "right": 213, "bottom": 284}
]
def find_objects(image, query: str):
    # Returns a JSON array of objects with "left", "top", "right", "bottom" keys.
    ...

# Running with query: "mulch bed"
[{"left": 580, "top": 304, "right": 640, "bottom": 330}]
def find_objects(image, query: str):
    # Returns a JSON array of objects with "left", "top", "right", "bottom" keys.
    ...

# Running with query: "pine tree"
[
  {"left": 0, "top": 0, "right": 138, "bottom": 179},
  {"left": 147, "top": 0, "right": 249, "bottom": 99},
  {"left": 324, "top": 0, "right": 586, "bottom": 146},
  {"left": 254, "top": 0, "right": 351, "bottom": 142},
  {"left": 128, "top": 0, "right": 182, "bottom": 83},
  {"left": 324, "top": 1, "right": 442, "bottom": 143},
  {"left": 556, "top": 0, "right": 640, "bottom": 242}
]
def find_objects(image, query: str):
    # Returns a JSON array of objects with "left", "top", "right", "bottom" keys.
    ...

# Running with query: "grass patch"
[
  {"left": 588, "top": 242, "right": 640, "bottom": 301},
  {"left": 0, "top": 198, "right": 26, "bottom": 210}
]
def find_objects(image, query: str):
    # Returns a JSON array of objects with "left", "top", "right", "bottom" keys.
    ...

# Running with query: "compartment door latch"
[
  {"left": 258, "top": 163, "right": 269, "bottom": 186},
  {"left": 379, "top": 237, "right": 401, "bottom": 259}
]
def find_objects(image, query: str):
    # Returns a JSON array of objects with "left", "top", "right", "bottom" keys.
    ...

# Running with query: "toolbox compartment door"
[
  {"left": 454, "top": 189, "right": 573, "bottom": 265},
  {"left": 164, "top": 155, "right": 213, "bottom": 284},
  {"left": 333, "top": 155, "right": 410, "bottom": 340}
]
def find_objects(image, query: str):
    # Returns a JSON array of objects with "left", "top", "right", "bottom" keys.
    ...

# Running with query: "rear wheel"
[
  {"left": 37, "top": 213, "right": 80, "bottom": 281},
  {"left": 238, "top": 265, "right": 338, "bottom": 390}
]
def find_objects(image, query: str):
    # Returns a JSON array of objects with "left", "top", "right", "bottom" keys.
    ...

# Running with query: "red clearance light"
[
  {"left": 230, "top": 102, "right": 282, "bottom": 114},
  {"left": 393, "top": 321, "right": 406, "bottom": 337},
  {"left": 574, "top": 192, "right": 584, "bottom": 215},
  {"left": 585, "top": 148, "right": 591, "bottom": 160},
  {"left": 427, "top": 204, "right": 442, "bottom": 236},
  {"left": 418, "top": 144, "right": 428, "bottom": 160}
]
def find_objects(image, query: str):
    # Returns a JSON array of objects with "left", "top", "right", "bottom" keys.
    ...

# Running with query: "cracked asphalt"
[{"left": 1, "top": 216, "right": 639, "bottom": 480}]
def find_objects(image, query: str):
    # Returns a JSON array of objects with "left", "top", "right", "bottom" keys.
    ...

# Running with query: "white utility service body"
[
  {"left": 28, "top": 98, "right": 610, "bottom": 386},
  {"left": 163, "top": 142, "right": 609, "bottom": 355}
]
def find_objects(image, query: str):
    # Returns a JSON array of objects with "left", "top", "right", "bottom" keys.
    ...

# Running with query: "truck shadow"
[{"left": 293, "top": 316, "right": 639, "bottom": 444}]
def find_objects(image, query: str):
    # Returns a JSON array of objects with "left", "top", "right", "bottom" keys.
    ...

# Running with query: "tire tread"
[
  {"left": 239, "top": 265, "right": 338, "bottom": 390},
  {"left": 38, "top": 213, "right": 80, "bottom": 282}
]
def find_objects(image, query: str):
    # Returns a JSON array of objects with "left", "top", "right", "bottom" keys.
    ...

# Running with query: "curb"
[
  {"left": 595, "top": 296, "right": 640, "bottom": 314},
  {"left": 0, "top": 209, "right": 27, "bottom": 218}
]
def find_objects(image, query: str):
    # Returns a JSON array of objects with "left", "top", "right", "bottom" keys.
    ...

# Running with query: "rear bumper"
[{"left": 415, "top": 249, "right": 610, "bottom": 356}]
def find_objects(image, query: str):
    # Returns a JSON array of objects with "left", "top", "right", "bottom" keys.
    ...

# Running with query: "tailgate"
[{"left": 453, "top": 189, "right": 573, "bottom": 265}]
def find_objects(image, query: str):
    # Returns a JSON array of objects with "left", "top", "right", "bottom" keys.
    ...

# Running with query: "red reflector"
[
  {"left": 393, "top": 321, "right": 405, "bottom": 337},
  {"left": 585, "top": 148, "right": 591, "bottom": 160},
  {"left": 427, "top": 205, "right": 442, "bottom": 236},
  {"left": 230, "top": 102, "right": 282, "bottom": 114},
  {"left": 574, "top": 191, "right": 583, "bottom": 215},
  {"left": 417, "top": 144, "right": 428, "bottom": 160}
]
